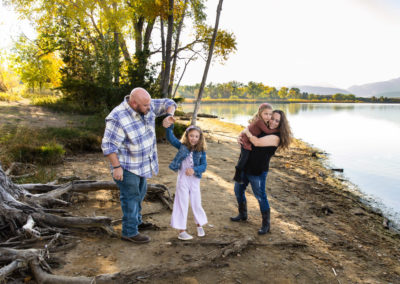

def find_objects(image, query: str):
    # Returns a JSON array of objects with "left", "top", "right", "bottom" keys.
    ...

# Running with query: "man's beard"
[{"left": 138, "top": 109, "right": 149, "bottom": 115}]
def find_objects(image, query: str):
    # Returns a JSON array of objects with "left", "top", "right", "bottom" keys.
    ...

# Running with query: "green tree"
[
  {"left": 288, "top": 87, "right": 300, "bottom": 99},
  {"left": 0, "top": 52, "right": 20, "bottom": 92},
  {"left": 9, "top": 0, "right": 237, "bottom": 109},
  {"left": 278, "top": 87, "right": 288, "bottom": 98},
  {"left": 247, "top": 81, "right": 264, "bottom": 99},
  {"left": 12, "top": 36, "right": 62, "bottom": 92}
]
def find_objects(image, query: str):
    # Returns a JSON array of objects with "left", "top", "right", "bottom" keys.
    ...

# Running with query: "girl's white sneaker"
[
  {"left": 178, "top": 231, "right": 193, "bottom": 241},
  {"left": 197, "top": 227, "right": 205, "bottom": 237}
]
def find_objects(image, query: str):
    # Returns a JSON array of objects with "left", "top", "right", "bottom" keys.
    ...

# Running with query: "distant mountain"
[
  {"left": 291, "top": 85, "right": 350, "bottom": 95},
  {"left": 348, "top": 77, "right": 400, "bottom": 98}
]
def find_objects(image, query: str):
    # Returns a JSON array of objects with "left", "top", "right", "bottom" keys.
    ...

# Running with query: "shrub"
[
  {"left": 0, "top": 92, "right": 21, "bottom": 102},
  {"left": 43, "top": 127, "right": 102, "bottom": 153},
  {"left": 10, "top": 142, "right": 65, "bottom": 165}
]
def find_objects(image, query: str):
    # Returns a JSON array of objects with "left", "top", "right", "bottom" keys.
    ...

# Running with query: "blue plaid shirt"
[{"left": 101, "top": 95, "right": 176, "bottom": 178}]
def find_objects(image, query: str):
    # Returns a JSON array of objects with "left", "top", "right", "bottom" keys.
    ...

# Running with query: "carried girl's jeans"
[
  {"left": 234, "top": 171, "right": 270, "bottom": 212},
  {"left": 114, "top": 169, "right": 147, "bottom": 237}
]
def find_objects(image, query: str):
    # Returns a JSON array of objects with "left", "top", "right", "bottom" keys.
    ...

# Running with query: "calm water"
[{"left": 182, "top": 103, "right": 400, "bottom": 228}]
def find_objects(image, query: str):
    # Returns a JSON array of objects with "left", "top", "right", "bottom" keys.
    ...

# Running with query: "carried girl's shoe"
[
  {"left": 197, "top": 226, "right": 205, "bottom": 237},
  {"left": 178, "top": 231, "right": 193, "bottom": 240}
]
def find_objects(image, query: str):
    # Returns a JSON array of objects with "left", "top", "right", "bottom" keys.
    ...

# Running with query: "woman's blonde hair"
[
  {"left": 248, "top": 103, "right": 273, "bottom": 124},
  {"left": 181, "top": 125, "right": 207, "bottom": 152},
  {"left": 273, "top": 110, "right": 292, "bottom": 150}
]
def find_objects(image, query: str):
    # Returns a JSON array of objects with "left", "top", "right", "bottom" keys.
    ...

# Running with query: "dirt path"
[{"left": 2, "top": 102, "right": 400, "bottom": 283}]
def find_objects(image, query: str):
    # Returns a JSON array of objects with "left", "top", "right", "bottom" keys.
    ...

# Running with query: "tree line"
[
  {"left": 176, "top": 81, "right": 400, "bottom": 103},
  {"left": 2, "top": 0, "right": 236, "bottom": 111}
]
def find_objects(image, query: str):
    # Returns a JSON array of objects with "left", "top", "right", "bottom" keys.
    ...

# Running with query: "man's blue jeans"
[
  {"left": 114, "top": 169, "right": 147, "bottom": 237},
  {"left": 234, "top": 171, "right": 270, "bottom": 212}
]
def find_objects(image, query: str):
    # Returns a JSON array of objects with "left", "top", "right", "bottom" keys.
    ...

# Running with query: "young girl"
[
  {"left": 166, "top": 124, "right": 208, "bottom": 240},
  {"left": 233, "top": 103, "right": 278, "bottom": 183}
]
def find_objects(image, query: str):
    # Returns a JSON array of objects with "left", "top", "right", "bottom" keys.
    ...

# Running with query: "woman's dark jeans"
[{"left": 234, "top": 171, "right": 270, "bottom": 212}]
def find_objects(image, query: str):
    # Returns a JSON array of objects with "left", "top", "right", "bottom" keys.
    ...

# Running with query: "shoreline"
[
  {"left": 293, "top": 137, "right": 400, "bottom": 233},
  {"left": 193, "top": 115, "right": 400, "bottom": 234}
]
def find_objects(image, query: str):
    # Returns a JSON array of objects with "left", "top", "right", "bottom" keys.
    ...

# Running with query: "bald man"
[{"left": 102, "top": 87, "right": 176, "bottom": 243}]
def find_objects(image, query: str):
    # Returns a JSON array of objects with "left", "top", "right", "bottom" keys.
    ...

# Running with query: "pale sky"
[
  {"left": 183, "top": 0, "right": 400, "bottom": 89},
  {"left": 1, "top": 0, "right": 400, "bottom": 89}
]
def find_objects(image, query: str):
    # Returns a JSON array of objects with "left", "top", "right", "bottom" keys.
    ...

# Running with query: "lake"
[{"left": 182, "top": 103, "right": 400, "bottom": 229}]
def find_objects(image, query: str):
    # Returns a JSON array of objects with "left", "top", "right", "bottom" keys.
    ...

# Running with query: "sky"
[
  {"left": 182, "top": 0, "right": 400, "bottom": 89},
  {"left": 1, "top": 0, "right": 400, "bottom": 89}
]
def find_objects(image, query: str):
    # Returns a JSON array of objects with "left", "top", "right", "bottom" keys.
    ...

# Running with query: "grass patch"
[
  {"left": 44, "top": 127, "right": 102, "bottom": 153},
  {"left": 0, "top": 92, "right": 22, "bottom": 102},
  {"left": 30, "top": 94, "right": 61, "bottom": 105},
  {"left": 0, "top": 117, "right": 104, "bottom": 166},
  {"left": 22, "top": 92, "right": 109, "bottom": 115},
  {"left": 12, "top": 166, "right": 58, "bottom": 184},
  {"left": 10, "top": 142, "right": 65, "bottom": 165}
]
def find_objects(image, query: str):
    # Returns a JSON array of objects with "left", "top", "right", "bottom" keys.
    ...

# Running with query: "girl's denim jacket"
[{"left": 166, "top": 125, "right": 207, "bottom": 178}]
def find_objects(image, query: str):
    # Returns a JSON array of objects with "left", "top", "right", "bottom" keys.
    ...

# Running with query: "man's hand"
[
  {"left": 185, "top": 168, "right": 194, "bottom": 176},
  {"left": 162, "top": 115, "right": 175, "bottom": 128},
  {"left": 113, "top": 167, "right": 123, "bottom": 181}
]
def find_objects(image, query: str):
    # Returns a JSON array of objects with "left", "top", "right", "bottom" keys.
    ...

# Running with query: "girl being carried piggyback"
[
  {"left": 165, "top": 123, "right": 208, "bottom": 241},
  {"left": 233, "top": 103, "right": 278, "bottom": 183}
]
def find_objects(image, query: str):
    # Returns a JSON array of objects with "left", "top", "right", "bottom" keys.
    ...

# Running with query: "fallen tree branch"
[
  {"left": 31, "top": 213, "right": 116, "bottom": 236},
  {"left": 0, "top": 247, "right": 41, "bottom": 263},
  {"left": 22, "top": 215, "right": 40, "bottom": 238},
  {"left": 30, "top": 259, "right": 96, "bottom": 284},
  {"left": 21, "top": 181, "right": 173, "bottom": 210},
  {"left": 0, "top": 259, "right": 27, "bottom": 282}
]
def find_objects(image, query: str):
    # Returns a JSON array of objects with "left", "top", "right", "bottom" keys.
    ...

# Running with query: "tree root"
[
  {"left": 0, "top": 164, "right": 178, "bottom": 283},
  {"left": 21, "top": 181, "right": 173, "bottom": 210},
  {"left": 0, "top": 259, "right": 27, "bottom": 282}
]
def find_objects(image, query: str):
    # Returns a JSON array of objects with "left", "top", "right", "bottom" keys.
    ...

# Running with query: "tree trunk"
[
  {"left": 192, "top": 0, "right": 224, "bottom": 125},
  {"left": 160, "top": 18, "right": 166, "bottom": 92},
  {"left": 0, "top": 76, "right": 8, "bottom": 92},
  {"left": 168, "top": 0, "right": 188, "bottom": 98},
  {"left": 161, "top": 0, "right": 174, "bottom": 98},
  {"left": 112, "top": 2, "right": 120, "bottom": 85},
  {"left": 119, "top": 36, "right": 132, "bottom": 67}
]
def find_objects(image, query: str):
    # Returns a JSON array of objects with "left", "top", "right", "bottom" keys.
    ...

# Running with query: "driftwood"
[{"left": 0, "top": 163, "right": 173, "bottom": 283}]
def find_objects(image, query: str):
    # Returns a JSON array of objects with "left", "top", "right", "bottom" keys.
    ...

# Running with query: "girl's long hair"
[
  {"left": 274, "top": 110, "right": 292, "bottom": 150},
  {"left": 181, "top": 126, "right": 207, "bottom": 152},
  {"left": 248, "top": 103, "right": 273, "bottom": 124}
]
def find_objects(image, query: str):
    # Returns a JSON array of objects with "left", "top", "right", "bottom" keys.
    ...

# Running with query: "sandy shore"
[{"left": 50, "top": 116, "right": 400, "bottom": 283}]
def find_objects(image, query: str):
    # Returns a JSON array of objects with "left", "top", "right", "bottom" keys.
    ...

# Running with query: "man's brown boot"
[{"left": 121, "top": 233, "right": 151, "bottom": 243}]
